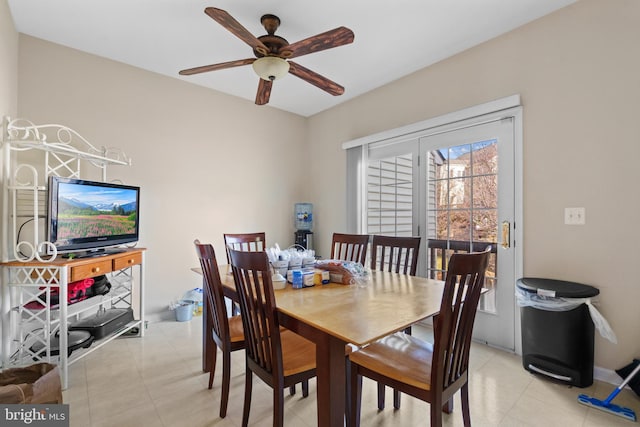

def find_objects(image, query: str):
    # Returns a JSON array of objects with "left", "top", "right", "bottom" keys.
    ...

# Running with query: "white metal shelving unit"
[
  {"left": 0, "top": 117, "right": 144, "bottom": 389},
  {"left": 1, "top": 117, "right": 132, "bottom": 263}
]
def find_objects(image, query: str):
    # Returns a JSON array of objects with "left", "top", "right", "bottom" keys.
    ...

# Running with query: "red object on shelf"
[{"left": 24, "top": 278, "right": 95, "bottom": 310}]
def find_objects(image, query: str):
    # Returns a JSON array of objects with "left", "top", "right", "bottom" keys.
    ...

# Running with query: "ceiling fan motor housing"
[{"left": 254, "top": 35, "right": 291, "bottom": 58}]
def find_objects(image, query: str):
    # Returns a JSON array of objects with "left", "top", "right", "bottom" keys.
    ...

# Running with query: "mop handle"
[
  {"left": 604, "top": 363, "right": 640, "bottom": 405},
  {"left": 618, "top": 363, "right": 640, "bottom": 389}
]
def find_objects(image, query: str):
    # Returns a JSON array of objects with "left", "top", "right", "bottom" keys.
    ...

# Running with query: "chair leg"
[
  {"left": 377, "top": 383, "right": 385, "bottom": 410},
  {"left": 208, "top": 370, "right": 215, "bottom": 390},
  {"left": 378, "top": 383, "right": 402, "bottom": 410},
  {"left": 393, "top": 389, "right": 401, "bottom": 409},
  {"left": 274, "top": 388, "right": 284, "bottom": 427},
  {"left": 288, "top": 381, "right": 310, "bottom": 397},
  {"left": 442, "top": 398, "right": 454, "bottom": 414},
  {"left": 461, "top": 383, "right": 471, "bottom": 427},
  {"left": 345, "top": 357, "right": 351, "bottom": 422},
  {"left": 220, "top": 348, "right": 231, "bottom": 418},
  {"left": 431, "top": 397, "right": 443, "bottom": 427},
  {"left": 242, "top": 369, "right": 253, "bottom": 427},
  {"left": 389, "top": 327, "right": 408, "bottom": 410},
  {"left": 208, "top": 345, "right": 218, "bottom": 389},
  {"left": 349, "top": 369, "right": 363, "bottom": 427}
]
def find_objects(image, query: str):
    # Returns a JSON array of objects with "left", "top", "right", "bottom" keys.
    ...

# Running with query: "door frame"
[
  {"left": 418, "top": 116, "right": 518, "bottom": 351},
  {"left": 343, "top": 95, "right": 524, "bottom": 354}
]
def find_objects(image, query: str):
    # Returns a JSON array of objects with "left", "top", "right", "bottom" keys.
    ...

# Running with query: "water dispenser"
[{"left": 294, "top": 203, "right": 313, "bottom": 250}]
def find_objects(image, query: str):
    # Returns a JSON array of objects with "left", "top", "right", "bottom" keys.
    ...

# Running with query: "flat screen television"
[{"left": 47, "top": 176, "right": 140, "bottom": 257}]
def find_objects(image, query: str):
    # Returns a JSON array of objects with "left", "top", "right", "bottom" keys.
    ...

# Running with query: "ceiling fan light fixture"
[{"left": 252, "top": 56, "right": 290, "bottom": 81}]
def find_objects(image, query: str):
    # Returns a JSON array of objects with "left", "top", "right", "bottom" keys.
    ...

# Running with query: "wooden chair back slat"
[
  {"left": 330, "top": 233, "right": 369, "bottom": 265},
  {"left": 223, "top": 232, "right": 266, "bottom": 263},
  {"left": 370, "top": 235, "right": 421, "bottom": 276}
]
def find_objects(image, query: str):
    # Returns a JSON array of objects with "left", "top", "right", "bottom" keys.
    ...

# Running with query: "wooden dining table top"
[{"left": 215, "top": 264, "right": 446, "bottom": 345}]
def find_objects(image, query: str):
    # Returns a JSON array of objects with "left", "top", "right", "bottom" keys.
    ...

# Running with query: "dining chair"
[
  {"left": 223, "top": 232, "right": 266, "bottom": 315},
  {"left": 223, "top": 232, "right": 266, "bottom": 263},
  {"left": 228, "top": 248, "right": 317, "bottom": 427},
  {"left": 194, "top": 240, "right": 245, "bottom": 418},
  {"left": 198, "top": 239, "right": 308, "bottom": 411},
  {"left": 330, "top": 233, "right": 369, "bottom": 265},
  {"left": 370, "top": 235, "right": 421, "bottom": 275},
  {"left": 348, "top": 247, "right": 491, "bottom": 427},
  {"left": 369, "top": 234, "right": 421, "bottom": 409}
]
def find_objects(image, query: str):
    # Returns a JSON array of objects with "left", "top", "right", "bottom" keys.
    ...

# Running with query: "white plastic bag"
[{"left": 515, "top": 287, "right": 617, "bottom": 343}]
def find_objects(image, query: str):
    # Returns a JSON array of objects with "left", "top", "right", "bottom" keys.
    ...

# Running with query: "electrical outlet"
[{"left": 564, "top": 207, "right": 586, "bottom": 225}]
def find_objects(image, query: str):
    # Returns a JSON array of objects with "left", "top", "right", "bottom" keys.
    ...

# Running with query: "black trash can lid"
[{"left": 517, "top": 277, "right": 599, "bottom": 298}]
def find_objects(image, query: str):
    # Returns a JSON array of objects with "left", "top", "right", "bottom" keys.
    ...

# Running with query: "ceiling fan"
[{"left": 179, "top": 7, "right": 355, "bottom": 105}]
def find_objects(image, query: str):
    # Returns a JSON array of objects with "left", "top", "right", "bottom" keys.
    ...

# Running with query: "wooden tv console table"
[{"left": 0, "top": 248, "right": 145, "bottom": 389}]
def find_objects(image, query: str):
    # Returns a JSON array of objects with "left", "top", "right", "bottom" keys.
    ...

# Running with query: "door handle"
[{"left": 501, "top": 221, "right": 510, "bottom": 249}]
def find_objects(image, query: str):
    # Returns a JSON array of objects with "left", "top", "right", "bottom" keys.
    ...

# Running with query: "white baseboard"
[
  {"left": 594, "top": 365, "right": 624, "bottom": 386},
  {"left": 145, "top": 311, "right": 174, "bottom": 323}
]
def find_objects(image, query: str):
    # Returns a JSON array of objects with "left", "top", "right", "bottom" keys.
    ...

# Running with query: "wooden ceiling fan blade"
[
  {"left": 179, "top": 58, "right": 255, "bottom": 76},
  {"left": 205, "top": 7, "right": 269, "bottom": 55},
  {"left": 284, "top": 27, "right": 354, "bottom": 59},
  {"left": 288, "top": 61, "right": 344, "bottom": 96},
  {"left": 255, "top": 79, "right": 273, "bottom": 105}
]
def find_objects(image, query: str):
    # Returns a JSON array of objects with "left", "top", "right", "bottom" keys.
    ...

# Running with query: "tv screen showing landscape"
[
  {"left": 57, "top": 183, "right": 137, "bottom": 238},
  {"left": 48, "top": 177, "right": 140, "bottom": 252}
]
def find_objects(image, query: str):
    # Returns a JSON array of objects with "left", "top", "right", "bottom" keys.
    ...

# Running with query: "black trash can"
[{"left": 517, "top": 277, "right": 599, "bottom": 388}]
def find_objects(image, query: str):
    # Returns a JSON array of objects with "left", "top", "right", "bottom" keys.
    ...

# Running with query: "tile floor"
[{"left": 63, "top": 319, "right": 640, "bottom": 426}]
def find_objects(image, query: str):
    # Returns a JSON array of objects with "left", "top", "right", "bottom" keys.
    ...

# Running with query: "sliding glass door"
[
  {"left": 419, "top": 119, "right": 515, "bottom": 350},
  {"left": 363, "top": 118, "right": 517, "bottom": 350}
]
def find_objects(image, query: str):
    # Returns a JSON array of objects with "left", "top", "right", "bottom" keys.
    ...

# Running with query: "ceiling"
[{"left": 8, "top": 0, "right": 576, "bottom": 117}]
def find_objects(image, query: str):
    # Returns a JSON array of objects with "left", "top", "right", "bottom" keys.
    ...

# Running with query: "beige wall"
[
  {"left": 0, "top": 0, "right": 18, "bottom": 116},
  {"left": 308, "top": 0, "right": 640, "bottom": 370},
  {"left": 17, "top": 36, "right": 308, "bottom": 318},
  {"left": 8, "top": 0, "right": 639, "bottom": 370},
  {"left": 0, "top": 0, "right": 18, "bottom": 363}
]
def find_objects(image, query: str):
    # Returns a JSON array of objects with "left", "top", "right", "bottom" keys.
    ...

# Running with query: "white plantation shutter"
[
  {"left": 366, "top": 155, "right": 413, "bottom": 236},
  {"left": 365, "top": 139, "right": 418, "bottom": 237}
]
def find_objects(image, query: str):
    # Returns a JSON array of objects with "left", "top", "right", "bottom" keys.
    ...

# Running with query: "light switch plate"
[{"left": 564, "top": 207, "right": 585, "bottom": 225}]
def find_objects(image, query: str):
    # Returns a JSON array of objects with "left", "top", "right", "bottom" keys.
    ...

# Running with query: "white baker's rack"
[
  {"left": 1, "top": 116, "right": 132, "bottom": 263},
  {"left": 0, "top": 117, "right": 141, "bottom": 388}
]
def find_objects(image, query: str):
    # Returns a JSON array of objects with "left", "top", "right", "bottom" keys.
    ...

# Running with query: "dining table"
[{"left": 193, "top": 265, "right": 446, "bottom": 427}]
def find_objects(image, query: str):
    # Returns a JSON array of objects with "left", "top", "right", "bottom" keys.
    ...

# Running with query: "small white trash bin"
[{"left": 175, "top": 300, "right": 194, "bottom": 322}]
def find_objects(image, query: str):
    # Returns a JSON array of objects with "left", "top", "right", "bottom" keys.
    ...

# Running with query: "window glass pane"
[
  {"left": 472, "top": 210, "right": 497, "bottom": 243},
  {"left": 448, "top": 209, "right": 471, "bottom": 241},
  {"left": 471, "top": 140, "right": 497, "bottom": 175},
  {"left": 432, "top": 210, "right": 448, "bottom": 240},
  {"left": 448, "top": 144, "right": 471, "bottom": 178},
  {"left": 431, "top": 150, "right": 447, "bottom": 179},
  {"left": 434, "top": 177, "right": 448, "bottom": 209},
  {"left": 472, "top": 175, "right": 497, "bottom": 209},
  {"left": 449, "top": 177, "right": 470, "bottom": 206},
  {"left": 478, "top": 252, "right": 497, "bottom": 312}
]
